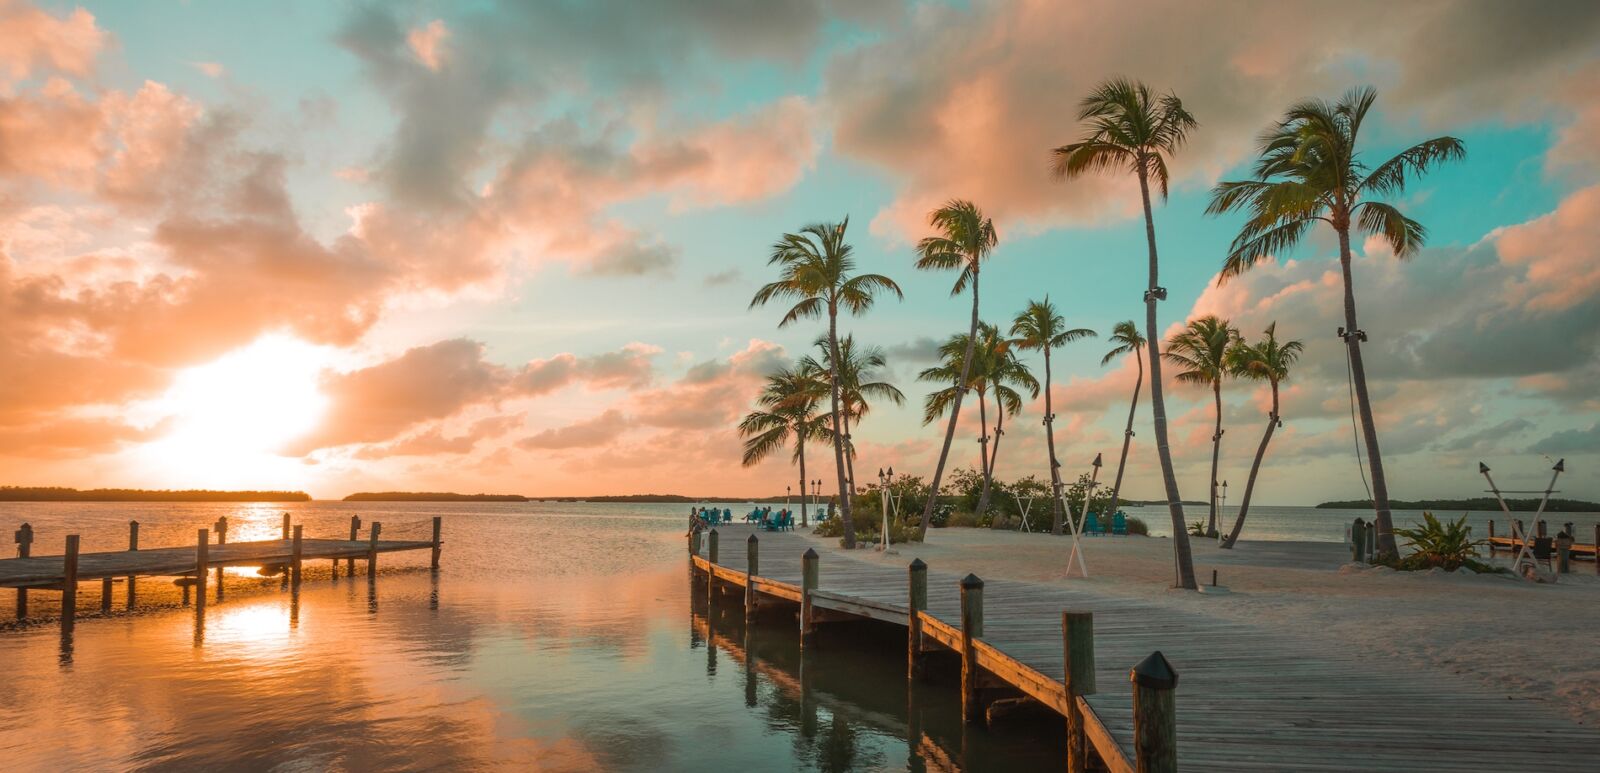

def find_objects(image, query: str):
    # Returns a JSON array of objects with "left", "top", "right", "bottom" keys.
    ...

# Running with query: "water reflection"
[{"left": 1, "top": 503, "right": 1062, "bottom": 770}]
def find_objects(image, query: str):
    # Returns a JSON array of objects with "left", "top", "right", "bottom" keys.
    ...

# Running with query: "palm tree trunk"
[
  {"left": 1138, "top": 166, "right": 1197, "bottom": 590},
  {"left": 797, "top": 430, "right": 808, "bottom": 528},
  {"left": 978, "top": 389, "right": 1003, "bottom": 525},
  {"left": 919, "top": 267, "right": 981, "bottom": 537},
  {"left": 1044, "top": 347, "right": 1065, "bottom": 535},
  {"left": 1206, "top": 381, "right": 1222, "bottom": 538},
  {"left": 1221, "top": 382, "right": 1277, "bottom": 549},
  {"left": 826, "top": 303, "right": 855, "bottom": 548},
  {"left": 1337, "top": 225, "right": 1398, "bottom": 559},
  {"left": 841, "top": 406, "right": 858, "bottom": 511},
  {"left": 1106, "top": 352, "right": 1142, "bottom": 525}
]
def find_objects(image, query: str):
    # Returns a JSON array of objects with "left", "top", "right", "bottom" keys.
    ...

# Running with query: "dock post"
[
  {"left": 1063, "top": 611, "right": 1097, "bottom": 773},
  {"left": 347, "top": 515, "right": 361, "bottom": 577},
  {"left": 800, "top": 548, "right": 818, "bottom": 649},
  {"left": 707, "top": 529, "right": 719, "bottom": 564},
  {"left": 100, "top": 578, "right": 112, "bottom": 614},
  {"left": 291, "top": 525, "right": 304, "bottom": 589},
  {"left": 745, "top": 534, "right": 758, "bottom": 619},
  {"left": 195, "top": 529, "right": 209, "bottom": 615},
  {"left": 959, "top": 574, "right": 984, "bottom": 725},
  {"left": 908, "top": 558, "right": 927, "bottom": 680},
  {"left": 1536, "top": 519, "right": 1546, "bottom": 538},
  {"left": 689, "top": 530, "right": 701, "bottom": 559},
  {"left": 706, "top": 529, "right": 720, "bottom": 605},
  {"left": 14, "top": 523, "right": 32, "bottom": 619},
  {"left": 367, "top": 522, "right": 381, "bottom": 578},
  {"left": 214, "top": 516, "right": 227, "bottom": 601},
  {"left": 430, "top": 516, "right": 443, "bottom": 572},
  {"left": 1556, "top": 538, "right": 1570, "bottom": 574},
  {"left": 281, "top": 512, "right": 291, "bottom": 541},
  {"left": 126, "top": 521, "right": 138, "bottom": 610},
  {"left": 1131, "top": 651, "right": 1178, "bottom": 773},
  {"left": 61, "top": 535, "right": 80, "bottom": 632},
  {"left": 1514, "top": 518, "right": 1525, "bottom": 542},
  {"left": 1351, "top": 518, "right": 1366, "bottom": 563}
]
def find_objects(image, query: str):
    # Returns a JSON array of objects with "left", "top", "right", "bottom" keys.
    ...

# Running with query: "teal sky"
[{"left": 5, "top": 1, "right": 1599, "bottom": 502}]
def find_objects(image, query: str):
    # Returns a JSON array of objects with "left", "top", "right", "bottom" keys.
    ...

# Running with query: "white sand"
[{"left": 804, "top": 526, "right": 1600, "bottom": 727}]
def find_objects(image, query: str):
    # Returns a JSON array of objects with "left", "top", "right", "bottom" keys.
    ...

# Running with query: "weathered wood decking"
[
  {"left": 694, "top": 525, "right": 1600, "bottom": 772},
  {"left": 0, "top": 538, "right": 436, "bottom": 588}
]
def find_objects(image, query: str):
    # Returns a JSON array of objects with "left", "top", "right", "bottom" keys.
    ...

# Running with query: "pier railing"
[{"left": 690, "top": 527, "right": 1174, "bottom": 773}]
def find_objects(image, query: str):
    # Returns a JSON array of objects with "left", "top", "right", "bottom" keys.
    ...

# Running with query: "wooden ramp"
[{"left": 694, "top": 525, "right": 1600, "bottom": 772}]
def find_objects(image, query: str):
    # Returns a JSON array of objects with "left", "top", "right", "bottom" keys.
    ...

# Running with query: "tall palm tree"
[
  {"left": 1010, "top": 298, "right": 1095, "bottom": 535},
  {"left": 1100, "top": 321, "right": 1145, "bottom": 526},
  {"left": 751, "top": 218, "right": 903, "bottom": 548},
  {"left": 804, "top": 335, "right": 905, "bottom": 498},
  {"left": 1205, "top": 86, "right": 1463, "bottom": 559},
  {"left": 913, "top": 200, "right": 998, "bottom": 538},
  {"left": 976, "top": 325, "right": 1039, "bottom": 521},
  {"left": 1219, "top": 323, "right": 1303, "bottom": 549},
  {"left": 1163, "top": 315, "right": 1239, "bottom": 538},
  {"left": 1052, "top": 78, "right": 1200, "bottom": 588},
  {"left": 739, "top": 363, "right": 829, "bottom": 525}
]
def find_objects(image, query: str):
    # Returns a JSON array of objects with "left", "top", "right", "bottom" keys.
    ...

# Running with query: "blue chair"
[
  {"left": 1111, "top": 511, "right": 1127, "bottom": 536},
  {"left": 1084, "top": 512, "right": 1104, "bottom": 536}
]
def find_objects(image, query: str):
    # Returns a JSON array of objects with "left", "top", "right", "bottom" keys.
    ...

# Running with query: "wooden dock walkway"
[
  {"left": 4, "top": 515, "right": 441, "bottom": 629},
  {"left": 693, "top": 524, "right": 1600, "bottom": 772}
]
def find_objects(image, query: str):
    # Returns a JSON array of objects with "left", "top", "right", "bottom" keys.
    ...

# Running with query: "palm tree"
[
  {"left": 739, "top": 363, "right": 829, "bottom": 525},
  {"left": 1205, "top": 86, "right": 1463, "bottom": 559},
  {"left": 1010, "top": 298, "right": 1095, "bottom": 535},
  {"left": 751, "top": 218, "right": 903, "bottom": 547},
  {"left": 976, "top": 325, "right": 1039, "bottom": 521},
  {"left": 1052, "top": 78, "right": 1200, "bottom": 588},
  {"left": 913, "top": 200, "right": 998, "bottom": 538},
  {"left": 1219, "top": 324, "right": 1303, "bottom": 548},
  {"left": 1163, "top": 316, "right": 1239, "bottom": 538},
  {"left": 803, "top": 335, "right": 905, "bottom": 498},
  {"left": 1100, "top": 321, "right": 1145, "bottom": 527}
]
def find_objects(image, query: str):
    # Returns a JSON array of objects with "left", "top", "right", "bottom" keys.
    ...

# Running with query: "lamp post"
[
  {"left": 786, "top": 485, "right": 791, "bottom": 514},
  {"left": 812, "top": 479, "right": 821, "bottom": 520}
]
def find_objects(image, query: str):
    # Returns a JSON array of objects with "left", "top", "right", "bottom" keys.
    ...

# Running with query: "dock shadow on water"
[{"left": 0, "top": 502, "right": 1059, "bottom": 771}]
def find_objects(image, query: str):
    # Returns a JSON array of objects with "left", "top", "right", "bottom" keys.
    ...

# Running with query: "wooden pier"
[
  {"left": 694, "top": 525, "right": 1600, "bottom": 772},
  {"left": 4, "top": 516, "right": 441, "bottom": 630}
]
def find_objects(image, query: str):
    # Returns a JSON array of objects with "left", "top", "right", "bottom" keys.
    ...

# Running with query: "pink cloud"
[
  {"left": 1494, "top": 183, "right": 1600, "bottom": 311},
  {"left": 406, "top": 20, "right": 449, "bottom": 71},
  {"left": 0, "top": 1, "right": 105, "bottom": 89}
]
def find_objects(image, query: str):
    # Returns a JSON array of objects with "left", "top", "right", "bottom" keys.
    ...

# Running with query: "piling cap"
[
  {"left": 803, "top": 547, "right": 818, "bottom": 559},
  {"left": 1554, "top": 458, "right": 1565, "bottom": 472},
  {"left": 709, "top": 528, "right": 719, "bottom": 536},
  {"left": 747, "top": 533, "right": 758, "bottom": 544},
  {"left": 909, "top": 557, "right": 927, "bottom": 570},
  {"left": 1130, "top": 651, "right": 1178, "bottom": 690},
  {"left": 1478, "top": 461, "right": 1490, "bottom": 473},
  {"left": 960, "top": 572, "right": 983, "bottom": 589}
]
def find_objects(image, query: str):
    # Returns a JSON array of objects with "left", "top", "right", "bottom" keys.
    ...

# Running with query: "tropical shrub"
[
  {"left": 1126, "top": 516, "right": 1150, "bottom": 536},
  {"left": 1389, "top": 512, "right": 1495, "bottom": 572},
  {"left": 1188, "top": 520, "right": 1207, "bottom": 537},
  {"left": 945, "top": 510, "right": 982, "bottom": 528}
]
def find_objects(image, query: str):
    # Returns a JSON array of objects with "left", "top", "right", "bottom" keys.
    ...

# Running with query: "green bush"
[
  {"left": 945, "top": 510, "right": 981, "bottom": 528},
  {"left": 1388, "top": 512, "right": 1497, "bottom": 572},
  {"left": 1126, "top": 516, "right": 1149, "bottom": 536},
  {"left": 1187, "top": 520, "right": 1207, "bottom": 537}
]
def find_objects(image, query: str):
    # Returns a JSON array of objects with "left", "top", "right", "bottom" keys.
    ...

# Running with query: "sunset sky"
[{"left": 3, "top": 0, "right": 1598, "bottom": 503}]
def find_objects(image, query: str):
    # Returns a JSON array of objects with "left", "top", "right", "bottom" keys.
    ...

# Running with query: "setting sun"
[{"left": 136, "top": 336, "right": 332, "bottom": 488}]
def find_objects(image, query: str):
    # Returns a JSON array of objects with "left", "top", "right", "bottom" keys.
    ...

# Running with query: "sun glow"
[{"left": 137, "top": 335, "right": 333, "bottom": 489}]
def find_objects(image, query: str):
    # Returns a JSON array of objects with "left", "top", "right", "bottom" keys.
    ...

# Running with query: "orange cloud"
[{"left": 0, "top": 0, "right": 105, "bottom": 89}]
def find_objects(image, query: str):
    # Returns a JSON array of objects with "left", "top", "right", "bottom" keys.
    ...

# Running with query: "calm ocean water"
[{"left": 0, "top": 501, "right": 1071, "bottom": 772}]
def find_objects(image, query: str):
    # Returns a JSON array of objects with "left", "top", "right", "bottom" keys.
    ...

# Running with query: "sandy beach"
[{"left": 802, "top": 526, "right": 1600, "bottom": 728}]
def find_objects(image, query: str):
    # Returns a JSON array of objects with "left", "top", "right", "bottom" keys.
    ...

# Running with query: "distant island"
[
  {"left": 343, "top": 492, "right": 530, "bottom": 502},
  {"left": 1316, "top": 497, "right": 1600, "bottom": 512},
  {"left": 0, "top": 487, "right": 310, "bottom": 502}
]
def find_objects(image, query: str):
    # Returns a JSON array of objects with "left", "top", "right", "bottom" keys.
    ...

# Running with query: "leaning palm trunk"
[
  {"left": 842, "top": 410, "right": 857, "bottom": 511},
  {"left": 797, "top": 432, "right": 809, "bottom": 528},
  {"left": 1105, "top": 353, "right": 1143, "bottom": 525},
  {"left": 1206, "top": 382, "right": 1222, "bottom": 537},
  {"left": 1043, "top": 348, "right": 1066, "bottom": 535},
  {"left": 1221, "top": 384, "right": 1277, "bottom": 549},
  {"left": 919, "top": 271, "right": 980, "bottom": 536},
  {"left": 1338, "top": 228, "right": 1397, "bottom": 558},
  {"left": 826, "top": 307, "right": 855, "bottom": 547},
  {"left": 977, "top": 389, "right": 1004, "bottom": 524},
  {"left": 1139, "top": 169, "right": 1197, "bottom": 589}
]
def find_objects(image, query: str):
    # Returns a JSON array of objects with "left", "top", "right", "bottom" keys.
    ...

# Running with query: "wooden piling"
[
  {"left": 1131, "top": 651, "right": 1178, "bottom": 773},
  {"left": 214, "top": 516, "right": 227, "bottom": 601},
  {"left": 291, "top": 525, "right": 304, "bottom": 589},
  {"left": 1556, "top": 539, "right": 1570, "bottom": 574},
  {"left": 430, "top": 516, "right": 443, "bottom": 571},
  {"left": 800, "top": 548, "right": 818, "bottom": 648},
  {"left": 100, "top": 578, "right": 112, "bottom": 614},
  {"left": 194, "top": 529, "right": 209, "bottom": 615},
  {"left": 959, "top": 573, "right": 984, "bottom": 725},
  {"left": 1063, "top": 611, "right": 1097, "bottom": 773},
  {"left": 907, "top": 558, "right": 927, "bottom": 680},
  {"left": 745, "top": 534, "right": 758, "bottom": 619},
  {"left": 1351, "top": 519, "right": 1366, "bottom": 563},
  {"left": 347, "top": 515, "right": 361, "bottom": 576},
  {"left": 707, "top": 529, "right": 720, "bottom": 605},
  {"left": 281, "top": 512, "right": 291, "bottom": 540},
  {"left": 708, "top": 529, "right": 720, "bottom": 564},
  {"left": 15, "top": 522, "right": 32, "bottom": 619},
  {"left": 367, "top": 522, "right": 381, "bottom": 577},
  {"left": 61, "top": 534, "right": 79, "bottom": 631},
  {"left": 1536, "top": 519, "right": 1547, "bottom": 538},
  {"left": 126, "top": 520, "right": 138, "bottom": 610},
  {"left": 689, "top": 529, "right": 701, "bottom": 558}
]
